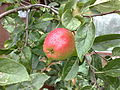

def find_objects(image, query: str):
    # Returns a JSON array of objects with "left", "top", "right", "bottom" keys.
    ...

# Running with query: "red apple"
[{"left": 43, "top": 28, "right": 76, "bottom": 60}]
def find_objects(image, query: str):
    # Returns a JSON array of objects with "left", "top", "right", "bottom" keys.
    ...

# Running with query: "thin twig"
[
  {"left": 25, "top": 10, "right": 29, "bottom": 46},
  {"left": 95, "top": 72, "right": 104, "bottom": 74},
  {"left": 0, "top": 4, "right": 58, "bottom": 19},
  {"left": 93, "top": 51, "right": 112, "bottom": 56},
  {"left": 82, "top": 10, "right": 120, "bottom": 18},
  {"left": 85, "top": 56, "right": 101, "bottom": 90},
  {"left": 41, "top": 61, "right": 61, "bottom": 72},
  {"left": 92, "top": 49, "right": 108, "bottom": 62}
]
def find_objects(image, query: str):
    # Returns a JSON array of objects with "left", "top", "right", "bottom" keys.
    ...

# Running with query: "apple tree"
[{"left": 0, "top": 0, "right": 120, "bottom": 90}]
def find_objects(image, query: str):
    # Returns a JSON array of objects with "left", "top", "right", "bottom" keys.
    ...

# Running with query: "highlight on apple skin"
[{"left": 43, "top": 28, "right": 76, "bottom": 60}]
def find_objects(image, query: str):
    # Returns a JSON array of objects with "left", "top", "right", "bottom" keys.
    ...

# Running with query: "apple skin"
[{"left": 43, "top": 28, "right": 76, "bottom": 60}]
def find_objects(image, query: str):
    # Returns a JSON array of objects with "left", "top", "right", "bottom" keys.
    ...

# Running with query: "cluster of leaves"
[{"left": 0, "top": 0, "right": 120, "bottom": 90}]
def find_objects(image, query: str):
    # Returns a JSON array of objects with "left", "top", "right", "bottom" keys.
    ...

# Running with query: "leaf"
[
  {"left": 93, "top": 34, "right": 120, "bottom": 51},
  {"left": 29, "top": 31, "right": 41, "bottom": 42},
  {"left": 94, "top": 34, "right": 120, "bottom": 43},
  {"left": 79, "top": 61, "right": 89, "bottom": 76},
  {"left": 64, "top": 0, "right": 77, "bottom": 11},
  {"left": 31, "top": 54, "right": 40, "bottom": 70},
  {"left": 40, "top": 13, "right": 54, "bottom": 21},
  {"left": 17, "top": 81, "right": 33, "bottom": 90},
  {"left": 3, "top": 16, "right": 15, "bottom": 33},
  {"left": 98, "top": 74, "right": 120, "bottom": 89},
  {"left": 81, "top": 0, "right": 96, "bottom": 8},
  {"left": 32, "top": 48, "right": 45, "bottom": 56},
  {"left": 81, "top": 86, "right": 94, "bottom": 90},
  {"left": 22, "top": 46, "right": 31, "bottom": 60},
  {"left": 39, "top": 33, "right": 48, "bottom": 45},
  {"left": 31, "top": 0, "right": 37, "bottom": 4},
  {"left": 93, "top": 41, "right": 117, "bottom": 51},
  {"left": 6, "top": 84, "right": 18, "bottom": 90},
  {"left": 91, "top": 54, "right": 102, "bottom": 71},
  {"left": 3, "top": 0, "right": 15, "bottom": 3},
  {"left": 102, "top": 58, "right": 120, "bottom": 77},
  {"left": 59, "top": 4, "right": 66, "bottom": 17},
  {"left": 112, "top": 47, "right": 120, "bottom": 56},
  {"left": 30, "top": 73, "right": 50, "bottom": 90},
  {"left": 34, "top": 20, "right": 50, "bottom": 30},
  {"left": 61, "top": 59, "right": 79, "bottom": 81},
  {"left": 93, "top": 0, "right": 109, "bottom": 5},
  {"left": 36, "top": 61, "right": 46, "bottom": 70},
  {"left": 61, "top": 10, "right": 81, "bottom": 31},
  {"left": 0, "top": 58, "right": 30, "bottom": 86},
  {"left": 86, "top": 0, "right": 96, "bottom": 5},
  {"left": 75, "top": 21, "right": 95, "bottom": 61},
  {"left": 15, "top": 73, "right": 49, "bottom": 90},
  {"left": 90, "top": 0, "right": 120, "bottom": 13},
  {"left": 7, "top": 27, "right": 24, "bottom": 48},
  {"left": 0, "top": 49, "right": 13, "bottom": 55},
  {"left": 48, "top": 2, "right": 59, "bottom": 7}
]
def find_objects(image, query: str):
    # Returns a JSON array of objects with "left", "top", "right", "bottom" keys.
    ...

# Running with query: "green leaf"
[
  {"left": 102, "top": 58, "right": 120, "bottom": 77},
  {"left": 4, "top": 0, "right": 15, "bottom": 3},
  {"left": 112, "top": 47, "right": 120, "bottom": 56},
  {"left": 6, "top": 84, "right": 18, "bottom": 90},
  {"left": 48, "top": 2, "right": 59, "bottom": 7},
  {"left": 90, "top": 0, "right": 120, "bottom": 13},
  {"left": 17, "top": 81, "right": 33, "bottom": 90},
  {"left": 36, "top": 61, "right": 46, "bottom": 70},
  {"left": 29, "top": 31, "right": 41, "bottom": 42},
  {"left": 64, "top": 0, "right": 77, "bottom": 11},
  {"left": 35, "top": 20, "right": 50, "bottom": 30},
  {"left": 39, "top": 33, "right": 48, "bottom": 45},
  {"left": 61, "top": 59, "right": 79, "bottom": 81},
  {"left": 81, "top": 86, "right": 94, "bottom": 90},
  {"left": 79, "top": 61, "right": 89, "bottom": 76},
  {"left": 40, "top": 13, "right": 54, "bottom": 21},
  {"left": 91, "top": 54, "right": 102, "bottom": 71},
  {"left": 59, "top": 4, "right": 66, "bottom": 17},
  {"left": 0, "top": 58, "right": 30, "bottom": 86},
  {"left": 30, "top": 73, "right": 50, "bottom": 90},
  {"left": 30, "top": 0, "right": 37, "bottom": 4},
  {"left": 7, "top": 27, "right": 24, "bottom": 48},
  {"left": 15, "top": 73, "right": 49, "bottom": 90},
  {"left": 61, "top": 10, "right": 81, "bottom": 31},
  {"left": 94, "top": 34, "right": 120, "bottom": 43},
  {"left": 22, "top": 46, "right": 31, "bottom": 60},
  {"left": 75, "top": 21, "right": 95, "bottom": 61},
  {"left": 20, "top": 58, "right": 31, "bottom": 73},
  {"left": 93, "top": 34, "right": 120, "bottom": 51},
  {"left": 93, "top": 0, "right": 109, "bottom": 4},
  {"left": 32, "top": 48, "right": 45, "bottom": 56},
  {"left": 9, "top": 52, "right": 20, "bottom": 62},
  {"left": 31, "top": 54, "right": 40, "bottom": 70},
  {"left": 3, "top": 16, "right": 15, "bottom": 33},
  {"left": 85, "top": 0, "right": 96, "bottom": 5},
  {"left": 98, "top": 74, "right": 120, "bottom": 89},
  {"left": 0, "top": 49, "right": 13, "bottom": 55}
]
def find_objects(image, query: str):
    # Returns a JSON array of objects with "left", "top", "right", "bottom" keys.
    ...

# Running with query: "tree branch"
[
  {"left": 82, "top": 10, "right": 120, "bottom": 18},
  {"left": 85, "top": 56, "right": 101, "bottom": 90},
  {"left": 0, "top": 4, "right": 58, "bottom": 19},
  {"left": 25, "top": 10, "right": 29, "bottom": 46}
]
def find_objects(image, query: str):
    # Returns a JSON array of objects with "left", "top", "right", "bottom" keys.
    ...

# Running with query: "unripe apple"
[{"left": 43, "top": 28, "right": 76, "bottom": 60}]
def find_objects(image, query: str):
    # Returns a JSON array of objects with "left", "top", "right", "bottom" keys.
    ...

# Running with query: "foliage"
[{"left": 0, "top": 0, "right": 120, "bottom": 89}]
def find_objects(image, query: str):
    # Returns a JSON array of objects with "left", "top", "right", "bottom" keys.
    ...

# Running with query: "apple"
[{"left": 43, "top": 28, "right": 76, "bottom": 60}]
